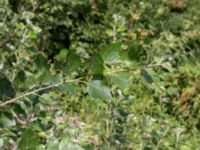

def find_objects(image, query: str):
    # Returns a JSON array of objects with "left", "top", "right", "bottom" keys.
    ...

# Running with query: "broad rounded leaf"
[
  {"left": 64, "top": 51, "right": 81, "bottom": 73},
  {"left": 87, "top": 80, "right": 112, "bottom": 100},
  {"left": 39, "top": 93, "right": 53, "bottom": 105},
  {"left": 0, "top": 74, "right": 15, "bottom": 100},
  {"left": 58, "top": 83, "right": 78, "bottom": 95},
  {"left": 47, "top": 140, "right": 59, "bottom": 150},
  {"left": 85, "top": 54, "right": 104, "bottom": 75},
  {"left": 100, "top": 43, "right": 121, "bottom": 64},
  {"left": 110, "top": 72, "right": 132, "bottom": 89},
  {"left": 18, "top": 128, "right": 40, "bottom": 150},
  {"left": 0, "top": 112, "right": 16, "bottom": 127},
  {"left": 59, "top": 138, "right": 84, "bottom": 150}
]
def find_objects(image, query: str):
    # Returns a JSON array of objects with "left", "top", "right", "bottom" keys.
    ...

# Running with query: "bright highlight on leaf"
[{"left": 87, "top": 80, "right": 112, "bottom": 100}]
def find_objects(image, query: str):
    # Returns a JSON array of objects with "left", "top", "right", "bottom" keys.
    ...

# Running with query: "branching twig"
[
  {"left": 0, "top": 63, "right": 163, "bottom": 108},
  {"left": 0, "top": 78, "right": 82, "bottom": 108}
]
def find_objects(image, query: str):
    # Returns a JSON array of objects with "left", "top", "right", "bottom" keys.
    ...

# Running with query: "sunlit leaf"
[
  {"left": 100, "top": 43, "right": 121, "bottom": 64},
  {"left": 110, "top": 72, "right": 132, "bottom": 89},
  {"left": 47, "top": 140, "right": 59, "bottom": 150},
  {"left": 59, "top": 138, "right": 84, "bottom": 150},
  {"left": 0, "top": 112, "right": 16, "bottom": 127},
  {"left": 39, "top": 93, "right": 53, "bottom": 105},
  {"left": 87, "top": 80, "right": 112, "bottom": 100}
]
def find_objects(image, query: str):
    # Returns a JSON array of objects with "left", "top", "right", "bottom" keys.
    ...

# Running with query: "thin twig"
[
  {"left": 0, "top": 63, "right": 163, "bottom": 108},
  {"left": 0, "top": 78, "right": 82, "bottom": 108},
  {"left": 105, "top": 63, "right": 163, "bottom": 75}
]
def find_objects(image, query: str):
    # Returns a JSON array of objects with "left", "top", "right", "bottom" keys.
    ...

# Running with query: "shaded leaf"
[
  {"left": 64, "top": 51, "right": 81, "bottom": 73},
  {"left": 85, "top": 54, "right": 104, "bottom": 75},
  {"left": 140, "top": 70, "right": 153, "bottom": 84},
  {"left": 34, "top": 54, "right": 49, "bottom": 69},
  {"left": 18, "top": 128, "right": 40, "bottom": 150},
  {"left": 127, "top": 44, "right": 141, "bottom": 66},
  {"left": 0, "top": 74, "right": 15, "bottom": 100},
  {"left": 13, "top": 70, "right": 26, "bottom": 90}
]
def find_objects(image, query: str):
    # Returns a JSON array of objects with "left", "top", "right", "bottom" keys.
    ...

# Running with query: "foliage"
[{"left": 0, "top": 0, "right": 200, "bottom": 149}]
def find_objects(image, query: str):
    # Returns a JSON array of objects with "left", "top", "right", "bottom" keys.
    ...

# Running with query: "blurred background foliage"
[{"left": 0, "top": 0, "right": 200, "bottom": 149}]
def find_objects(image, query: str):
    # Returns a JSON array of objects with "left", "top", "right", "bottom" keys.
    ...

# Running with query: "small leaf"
[
  {"left": 140, "top": 70, "right": 153, "bottom": 84},
  {"left": 87, "top": 80, "right": 112, "bottom": 100},
  {"left": 28, "top": 47, "right": 39, "bottom": 55},
  {"left": 106, "top": 29, "right": 114, "bottom": 36},
  {"left": 18, "top": 128, "right": 40, "bottom": 150},
  {"left": 56, "top": 48, "right": 68, "bottom": 61},
  {"left": 117, "top": 25, "right": 126, "bottom": 32},
  {"left": 162, "top": 62, "right": 173, "bottom": 72},
  {"left": 141, "top": 69, "right": 160, "bottom": 84},
  {"left": 100, "top": 43, "right": 121, "bottom": 64},
  {"left": 0, "top": 74, "right": 15, "bottom": 100}
]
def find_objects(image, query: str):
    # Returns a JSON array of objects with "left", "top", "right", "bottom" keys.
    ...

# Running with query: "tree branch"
[{"left": 0, "top": 78, "right": 82, "bottom": 108}]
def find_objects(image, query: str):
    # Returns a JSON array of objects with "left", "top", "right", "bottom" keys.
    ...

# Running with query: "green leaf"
[
  {"left": 161, "top": 62, "right": 173, "bottom": 72},
  {"left": 100, "top": 43, "right": 121, "bottom": 64},
  {"left": 140, "top": 69, "right": 153, "bottom": 84},
  {"left": 110, "top": 72, "right": 132, "bottom": 89},
  {"left": 58, "top": 83, "right": 78, "bottom": 95},
  {"left": 0, "top": 74, "right": 15, "bottom": 100},
  {"left": 64, "top": 51, "right": 81, "bottom": 73},
  {"left": 56, "top": 48, "right": 68, "bottom": 61},
  {"left": 39, "top": 93, "right": 53, "bottom": 105},
  {"left": 59, "top": 138, "right": 84, "bottom": 150},
  {"left": 141, "top": 68, "right": 161, "bottom": 84},
  {"left": 34, "top": 54, "right": 49, "bottom": 69},
  {"left": 85, "top": 54, "right": 104, "bottom": 75},
  {"left": 127, "top": 44, "right": 141, "bottom": 66},
  {"left": 47, "top": 140, "right": 59, "bottom": 150},
  {"left": 0, "top": 112, "right": 16, "bottom": 127},
  {"left": 87, "top": 80, "right": 112, "bottom": 100},
  {"left": 18, "top": 128, "right": 40, "bottom": 150},
  {"left": 13, "top": 70, "right": 26, "bottom": 90},
  {"left": 0, "top": 138, "right": 3, "bottom": 148},
  {"left": 28, "top": 47, "right": 39, "bottom": 55},
  {"left": 39, "top": 71, "right": 63, "bottom": 85}
]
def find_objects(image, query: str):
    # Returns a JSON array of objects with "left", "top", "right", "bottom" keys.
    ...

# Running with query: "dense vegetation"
[{"left": 0, "top": 0, "right": 200, "bottom": 149}]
